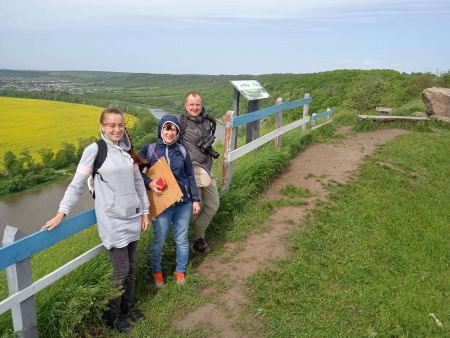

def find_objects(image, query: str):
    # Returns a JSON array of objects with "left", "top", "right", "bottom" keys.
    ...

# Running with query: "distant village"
[{"left": 0, "top": 79, "right": 100, "bottom": 94}]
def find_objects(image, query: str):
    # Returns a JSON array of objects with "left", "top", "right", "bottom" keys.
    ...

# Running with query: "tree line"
[{"left": 0, "top": 114, "right": 158, "bottom": 197}]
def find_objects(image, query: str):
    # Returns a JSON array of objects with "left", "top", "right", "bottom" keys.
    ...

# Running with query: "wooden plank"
[
  {"left": 0, "top": 209, "right": 97, "bottom": 271},
  {"left": 231, "top": 88, "right": 240, "bottom": 149},
  {"left": 357, "top": 115, "right": 429, "bottom": 122},
  {"left": 229, "top": 116, "right": 310, "bottom": 162},
  {"left": 0, "top": 244, "right": 104, "bottom": 315},
  {"left": 311, "top": 119, "right": 333, "bottom": 130},
  {"left": 311, "top": 109, "right": 333, "bottom": 120},
  {"left": 231, "top": 96, "right": 312, "bottom": 128},
  {"left": 246, "top": 100, "right": 260, "bottom": 143},
  {"left": 376, "top": 107, "right": 393, "bottom": 114},
  {"left": 302, "top": 93, "right": 310, "bottom": 130},
  {"left": 274, "top": 97, "right": 283, "bottom": 149},
  {"left": 3, "top": 227, "right": 38, "bottom": 336},
  {"left": 221, "top": 110, "right": 234, "bottom": 192}
]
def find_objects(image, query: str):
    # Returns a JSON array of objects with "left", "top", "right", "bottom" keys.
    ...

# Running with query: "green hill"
[{"left": 2, "top": 68, "right": 448, "bottom": 120}]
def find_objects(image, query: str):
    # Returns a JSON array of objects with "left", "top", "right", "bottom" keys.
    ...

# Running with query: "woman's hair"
[
  {"left": 100, "top": 106, "right": 147, "bottom": 165},
  {"left": 126, "top": 128, "right": 147, "bottom": 165},
  {"left": 100, "top": 106, "right": 123, "bottom": 124}
]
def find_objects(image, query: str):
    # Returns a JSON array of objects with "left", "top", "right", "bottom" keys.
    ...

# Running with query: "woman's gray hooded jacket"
[{"left": 58, "top": 130, "right": 149, "bottom": 249}]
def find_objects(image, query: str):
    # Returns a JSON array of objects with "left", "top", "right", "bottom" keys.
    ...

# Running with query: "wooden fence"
[
  {"left": 221, "top": 94, "right": 333, "bottom": 191},
  {"left": 0, "top": 209, "right": 102, "bottom": 337}
]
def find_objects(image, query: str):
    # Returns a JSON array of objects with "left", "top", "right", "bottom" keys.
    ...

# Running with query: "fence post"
[
  {"left": 246, "top": 100, "right": 260, "bottom": 144},
  {"left": 311, "top": 113, "right": 316, "bottom": 128},
  {"left": 274, "top": 97, "right": 283, "bottom": 149},
  {"left": 231, "top": 88, "right": 240, "bottom": 150},
  {"left": 222, "top": 110, "right": 235, "bottom": 192},
  {"left": 327, "top": 107, "right": 332, "bottom": 120},
  {"left": 2, "top": 226, "right": 38, "bottom": 338},
  {"left": 302, "top": 93, "right": 310, "bottom": 130}
]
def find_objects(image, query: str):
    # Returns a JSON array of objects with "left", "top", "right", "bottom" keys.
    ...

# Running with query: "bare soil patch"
[{"left": 174, "top": 127, "right": 408, "bottom": 337}]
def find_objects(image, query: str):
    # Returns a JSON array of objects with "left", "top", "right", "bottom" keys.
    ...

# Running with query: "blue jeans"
[{"left": 150, "top": 201, "right": 192, "bottom": 273}]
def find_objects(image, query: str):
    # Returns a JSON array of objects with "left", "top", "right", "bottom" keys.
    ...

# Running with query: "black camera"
[{"left": 197, "top": 135, "right": 220, "bottom": 159}]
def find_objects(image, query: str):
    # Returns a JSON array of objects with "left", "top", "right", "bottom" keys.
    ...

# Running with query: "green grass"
[
  {"left": 247, "top": 129, "right": 450, "bottom": 337},
  {"left": 0, "top": 122, "right": 330, "bottom": 337},
  {"left": 3, "top": 112, "right": 448, "bottom": 336},
  {"left": 280, "top": 183, "right": 313, "bottom": 198}
]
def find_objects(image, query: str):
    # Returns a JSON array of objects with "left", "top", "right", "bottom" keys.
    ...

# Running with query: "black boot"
[
  {"left": 127, "top": 309, "right": 145, "bottom": 322},
  {"left": 193, "top": 238, "right": 209, "bottom": 253},
  {"left": 106, "top": 296, "right": 132, "bottom": 333},
  {"left": 110, "top": 318, "right": 132, "bottom": 333},
  {"left": 121, "top": 300, "right": 145, "bottom": 323}
]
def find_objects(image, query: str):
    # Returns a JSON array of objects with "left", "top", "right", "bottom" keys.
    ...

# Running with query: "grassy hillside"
[
  {"left": 2, "top": 69, "right": 447, "bottom": 120},
  {"left": 249, "top": 127, "right": 450, "bottom": 336},
  {"left": 0, "top": 97, "right": 136, "bottom": 166}
]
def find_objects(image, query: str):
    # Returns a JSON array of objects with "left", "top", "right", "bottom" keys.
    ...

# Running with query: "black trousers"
[{"left": 107, "top": 241, "right": 138, "bottom": 319}]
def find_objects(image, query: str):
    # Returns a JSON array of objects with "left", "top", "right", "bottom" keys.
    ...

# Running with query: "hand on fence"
[{"left": 42, "top": 212, "right": 65, "bottom": 231}]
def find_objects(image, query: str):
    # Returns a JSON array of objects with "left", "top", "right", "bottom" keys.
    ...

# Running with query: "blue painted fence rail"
[
  {"left": 232, "top": 96, "right": 312, "bottom": 128},
  {"left": 312, "top": 109, "right": 333, "bottom": 121},
  {"left": 0, "top": 209, "right": 97, "bottom": 271}
]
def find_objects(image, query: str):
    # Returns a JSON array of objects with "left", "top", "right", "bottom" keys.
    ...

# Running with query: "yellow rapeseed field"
[{"left": 0, "top": 97, "right": 136, "bottom": 167}]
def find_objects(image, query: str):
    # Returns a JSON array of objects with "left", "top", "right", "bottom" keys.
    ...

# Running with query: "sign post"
[{"left": 230, "top": 80, "right": 270, "bottom": 144}]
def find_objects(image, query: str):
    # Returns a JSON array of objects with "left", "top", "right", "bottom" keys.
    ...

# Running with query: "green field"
[{"left": 0, "top": 97, "right": 136, "bottom": 166}]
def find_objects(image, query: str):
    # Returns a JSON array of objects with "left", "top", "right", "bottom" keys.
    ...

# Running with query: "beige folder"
[{"left": 145, "top": 157, "right": 183, "bottom": 220}]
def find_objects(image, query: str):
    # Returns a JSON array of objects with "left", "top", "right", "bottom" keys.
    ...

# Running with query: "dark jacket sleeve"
[{"left": 184, "top": 150, "right": 200, "bottom": 202}]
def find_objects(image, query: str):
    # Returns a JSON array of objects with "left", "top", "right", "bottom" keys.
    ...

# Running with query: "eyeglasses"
[{"left": 103, "top": 123, "right": 125, "bottom": 130}]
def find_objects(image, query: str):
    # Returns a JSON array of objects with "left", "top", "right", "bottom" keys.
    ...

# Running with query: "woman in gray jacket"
[{"left": 43, "top": 107, "right": 149, "bottom": 333}]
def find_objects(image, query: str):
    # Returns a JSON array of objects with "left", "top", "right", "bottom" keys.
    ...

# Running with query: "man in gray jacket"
[{"left": 180, "top": 91, "right": 220, "bottom": 253}]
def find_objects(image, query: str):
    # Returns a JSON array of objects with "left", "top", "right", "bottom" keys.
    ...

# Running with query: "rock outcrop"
[{"left": 422, "top": 87, "right": 450, "bottom": 118}]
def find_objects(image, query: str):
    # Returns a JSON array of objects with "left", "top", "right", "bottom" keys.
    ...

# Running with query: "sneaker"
[
  {"left": 174, "top": 272, "right": 186, "bottom": 286},
  {"left": 128, "top": 309, "right": 145, "bottom": 322},
  {"left": 108, "top": 318, "right": 131, "bottom": 333},
  {"left": 153, "top": 272, "right": 165, "bottom": 288},
  {"left": 193, "top": 238, "right": 209, "bottom": 253}
]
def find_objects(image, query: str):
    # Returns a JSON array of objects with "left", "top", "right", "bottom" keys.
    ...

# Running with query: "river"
[{"left": 1, "top": 108, "right": 225, "bottom": 237}]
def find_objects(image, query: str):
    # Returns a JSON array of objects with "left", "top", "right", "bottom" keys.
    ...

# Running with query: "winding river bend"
[{"left": 1, "top": 109, "right": 225, "bottom": 236}]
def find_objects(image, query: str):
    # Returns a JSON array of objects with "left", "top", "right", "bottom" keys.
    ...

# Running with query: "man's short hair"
[{"left": 185, "top": 91, "right": 203, "bottom": 102}]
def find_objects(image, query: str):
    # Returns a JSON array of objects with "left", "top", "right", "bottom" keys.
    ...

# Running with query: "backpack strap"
[
  {"left": 93, "top": 139, "right": 107, "bottom": 180},
  {"left": 148, "top": 143, "right": 186, "bottom": 161},
  {"left": 147, "top": 143, "right": 157, "bottom": 162},
  {"left": 179, "top": 114, "right": 188, "bottom": 139},
  {"left": 177, "top": 143, "right": 187, "bottom": 160}
]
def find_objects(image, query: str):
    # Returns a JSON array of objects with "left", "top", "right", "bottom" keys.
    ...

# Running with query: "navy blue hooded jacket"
[{"left": 139, "top": 115, "right": 200, "bottom": 203}]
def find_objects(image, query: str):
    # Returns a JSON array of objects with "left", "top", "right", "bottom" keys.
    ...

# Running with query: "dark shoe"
[
  {"left": 128, "top": 309, "right": 145, "bottom": 322},
  {"left": 108, "top": 318, "right": 132, "bottom": 333},
  {"left": 193, "top": 238, "right": 209, "bottom": 253}
]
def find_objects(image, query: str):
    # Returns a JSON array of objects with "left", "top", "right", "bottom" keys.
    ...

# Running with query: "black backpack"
[{"left": 88, "top": 139, "right": 108, "bottom": 199}]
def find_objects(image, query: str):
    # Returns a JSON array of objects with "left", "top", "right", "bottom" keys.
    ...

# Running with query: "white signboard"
[{"left": 231, "top": 80, "right": 270, "bottom": 101}]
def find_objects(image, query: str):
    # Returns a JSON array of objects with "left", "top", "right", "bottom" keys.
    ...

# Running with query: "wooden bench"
[{"left": 357, "top": 115, "right": 429, "bottom": 122}]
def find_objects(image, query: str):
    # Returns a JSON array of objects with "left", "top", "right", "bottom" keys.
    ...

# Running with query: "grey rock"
[{"left": 422, "top": 87, "right": 450, "bottom": 117}]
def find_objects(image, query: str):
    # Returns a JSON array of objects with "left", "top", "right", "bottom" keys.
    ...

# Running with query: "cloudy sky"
[{"left": 0, "top": 0, "right": 449, "bottom": 75}]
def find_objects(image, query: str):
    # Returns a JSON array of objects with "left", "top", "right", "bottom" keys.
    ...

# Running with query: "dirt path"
[{"left": 174, "top": 127, "right": 408, "bottom": 337}]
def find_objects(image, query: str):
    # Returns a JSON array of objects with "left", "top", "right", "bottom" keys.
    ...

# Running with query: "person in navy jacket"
[{"left": 140, "top": 115, "right": 200, "bottom": 286}]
